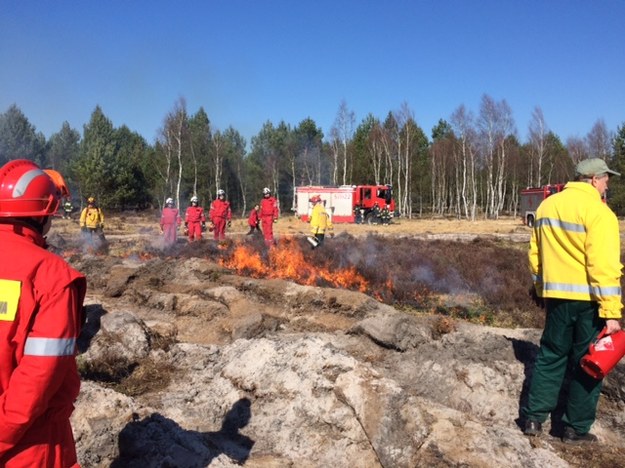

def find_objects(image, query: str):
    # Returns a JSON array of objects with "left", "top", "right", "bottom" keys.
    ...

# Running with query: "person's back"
[
  {"left": 532, "top": 181, "right": 621, "bottom": 311},
  {"left": 524, "top": 158, "right": 622, "bottom": 443}
]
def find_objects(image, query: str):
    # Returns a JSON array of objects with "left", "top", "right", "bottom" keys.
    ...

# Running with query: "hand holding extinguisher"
[{"left": 581, "top": 320, "right": 625, "bottom": 379}]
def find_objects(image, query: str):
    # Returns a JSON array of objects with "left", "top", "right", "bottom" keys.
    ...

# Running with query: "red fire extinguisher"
[{"left": 580, "top": 328, "right": 625, "bottom": 379}]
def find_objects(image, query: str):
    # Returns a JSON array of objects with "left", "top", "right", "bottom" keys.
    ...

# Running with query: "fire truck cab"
[
  {"left": 295, "top": 184, "right": 395, "bottom": 224},
  {"left": 520, "top": 183, "right": 565, "bottom": 227}
]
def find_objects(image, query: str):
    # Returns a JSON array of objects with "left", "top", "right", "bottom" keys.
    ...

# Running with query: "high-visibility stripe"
[
  {"left": 544, "top": 282, "right": 622, "bottom": 296},
  {"left": 536, "top": 217, "right": 586, "bottom": 233},
  {"left": 13, "top": 169, "right": 46, "bottom": 198},
  {"left": 24, "top": 337, "right": 75, "bottom": 356},
  {"left": 531, "top": 274, "right": 541, "bottom": 283}
]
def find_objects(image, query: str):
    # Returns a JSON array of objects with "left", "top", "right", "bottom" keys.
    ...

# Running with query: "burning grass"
[
  {"left": 210, "top": 233, "right": 543, "bottom": 328},
  {"left": 55, "top": 217, "right": 547, "bottom": 328},
  {"left": 221, "top": 237, "right": 369, "bottom": 292}
]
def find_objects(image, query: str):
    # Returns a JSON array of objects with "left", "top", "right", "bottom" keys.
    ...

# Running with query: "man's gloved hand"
[
  {"left": 227, "top": 220, "right": 231, "bottom": 228},
  {"left": 273, "top": 218, "right": 278, "bottom": 224},
  {"left": 529, "top": 286, "right": 544, "bottom": 308}
]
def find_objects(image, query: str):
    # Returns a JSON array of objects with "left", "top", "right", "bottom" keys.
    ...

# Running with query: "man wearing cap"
[{"left": 522, "top": 158, "right": 623, "bottom": 443}]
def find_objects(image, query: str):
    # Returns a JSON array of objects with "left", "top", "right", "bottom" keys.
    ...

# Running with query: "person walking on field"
[
  {"left": 246, "top": 204, "right": 261, "bottom": 235},
  {"left": 160, "top": 197, "right": 181, "bottom": 247},
  {"left": 184, "top": 196, "right": 206, "bottom": 242},
  {"left": 259, "top": 187, "right": 279, "bottom": 246},
  {"left": 0, "top": 159, "right": 87, "bottom": 467},
  {"left": 209, "top": 189, "right": 232, "bottom": 241},
  {"left": 80, "top": 196, "right": 105, "bottom": 244},
  {"left": 523, "top": 158, "right": 623, "bottom": 443},
  {"left": 308, "top": 195, "right": 333, "bottom": 248}
]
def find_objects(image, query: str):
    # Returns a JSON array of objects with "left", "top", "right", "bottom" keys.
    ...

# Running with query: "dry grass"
[{"left": 52, "top": 211, "right": 625, "bottom": 331}]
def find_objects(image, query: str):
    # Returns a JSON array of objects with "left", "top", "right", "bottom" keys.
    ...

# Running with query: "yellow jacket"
[
  {"left": 529, "top": 181, "right": 623, "bottom": 319},
  {"left": 310, "top": 203, "right": 333, "bottom": 235},
  {"left": 80, "top": 206, "right": 105, "bottom": 229}
]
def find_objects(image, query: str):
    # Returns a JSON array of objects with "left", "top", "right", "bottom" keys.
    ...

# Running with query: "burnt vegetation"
[{"left": 140, "top": 233, "right": 546, "bottom": 328}]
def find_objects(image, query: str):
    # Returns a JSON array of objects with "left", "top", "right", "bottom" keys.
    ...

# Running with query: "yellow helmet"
[{"left": 87, "top": 196, "right": 95, "bottom": 204}]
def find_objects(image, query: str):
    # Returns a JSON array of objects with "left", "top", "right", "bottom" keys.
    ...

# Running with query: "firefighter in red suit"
[
  {"left": 0, "top": 159, "right": 86, "bottom": 468},
  {"left": 208, "top": 189, "right": 232, "bottom": 241},
  {"left": 259, "top": 187, "right": 279, "bottom": 246},
  {"left": 160, "top": 197, "right": 181, "bottom": 247},
  {"left": 246, "top": 204, "right": 261, "bottom": 235},
  {"left": 184, "top": 196, "right": 206, "bottom": 242}
]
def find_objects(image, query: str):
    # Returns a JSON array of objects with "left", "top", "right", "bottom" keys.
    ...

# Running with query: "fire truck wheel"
[{"left": 527, "top": 214, "right": 535, "bottom": 228}]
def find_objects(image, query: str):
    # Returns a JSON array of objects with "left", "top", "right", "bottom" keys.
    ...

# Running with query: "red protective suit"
[
  {"left": 260, "top": 196, "right": 279, "bottom": 246},
  {"left": 209, "top": 199, "right": 232, "bottom": 241},
  {"left": 185, "top": 206, "right": 206, "bottom": 241},
  {"left": 160, "top": 207, "right": 181, "bottom": 247},
  {"left": 0, "top": 223, "right": 86, "bottom": 468},
  {"left": 248, "top": 208, "right": 260, "bottom": 227}
]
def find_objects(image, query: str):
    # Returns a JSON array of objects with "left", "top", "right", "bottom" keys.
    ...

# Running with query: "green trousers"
[{"left": 522, "top": 299, "right": 604, "bottom": 434}]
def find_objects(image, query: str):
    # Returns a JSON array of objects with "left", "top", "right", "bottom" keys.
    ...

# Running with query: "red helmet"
[
  {"left": 0, "top": 159, "right": 61, "bottom": 217},
  {"left": 310, "top": 195, "right": 321, "bottom": 203}
]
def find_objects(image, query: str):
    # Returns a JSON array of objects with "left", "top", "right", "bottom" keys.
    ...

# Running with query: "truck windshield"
[{"left": 377, "top": 188, "right": 392, "bottom": 204}]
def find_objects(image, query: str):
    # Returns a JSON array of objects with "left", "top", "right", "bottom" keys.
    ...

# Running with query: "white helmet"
[
  {"left": 217, "top": 189, "right": 225, "bottom": 196},
  {"left": 190, "top": 195, "right": 199, "bottom": 203},
  {"left": 262, "top": 187, "right": 271, "bottom": 195},
  {"left": 165, "top": 197, "right": 174, "bottom": 205}
]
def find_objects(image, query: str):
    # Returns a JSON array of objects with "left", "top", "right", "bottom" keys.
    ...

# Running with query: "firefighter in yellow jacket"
[
  {"left": 308, "top": 195, "right": 333, "bottom": 248},
  {"left": 523, "top": 158, "right": 623, "bottom": 443},
  {"left": 80, "top": 196, "right": 106, "bottom": 244}
]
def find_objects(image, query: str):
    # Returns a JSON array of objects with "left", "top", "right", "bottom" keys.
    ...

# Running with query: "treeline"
[{"left": 1, "top": 96, "right": 624, "bottom": 217}]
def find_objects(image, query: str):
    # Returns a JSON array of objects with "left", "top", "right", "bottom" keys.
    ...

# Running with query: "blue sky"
[{"left": 1, "top": 1, "right": 624, "bottom": 147}]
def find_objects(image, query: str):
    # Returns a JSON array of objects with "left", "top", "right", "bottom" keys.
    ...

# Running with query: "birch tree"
[
  {"left": 450, "top": 105, "right": 478, "bottom": 220},
  {"left": 477, "top": 95, "right": 515, "bottom": 218},
  {"left": 566, "top": 136, "right": 588, "bottom": 166},
  {"left": 528, "top": 106, "right": 547, "bottom": 187},
  {"left": 158, "top": 98, "right": 188, "bottom": 208},
  {"left": 586, "top": 119, "right": 613, "bottom": 161},
  {"left": 331, "top": 100, "right": 355, "bottom": 185}
]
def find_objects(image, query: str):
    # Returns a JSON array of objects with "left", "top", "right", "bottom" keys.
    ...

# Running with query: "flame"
[
  {"left": 61, "top": 248, "right": 81, "bottom": 259},
  {"left": 373, "top": 278, "right": 395, "bottom": 301},
  {"left": 222, "top": 237, "right": 369, "bottom": 292}
]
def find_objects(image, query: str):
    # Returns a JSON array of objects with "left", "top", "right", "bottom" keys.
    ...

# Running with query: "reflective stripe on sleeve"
[
  {"left": 535, "top": 218, "right": 586, "bottom": 233},
  {"left": 544, "top": 282, "right": 622, "bottom": 296},
  {"left": 24, "top": 337, "right": 76, "bottom": 356}
]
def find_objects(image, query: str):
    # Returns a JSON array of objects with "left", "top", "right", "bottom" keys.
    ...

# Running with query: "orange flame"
[{"left": 222, "top": 237, "right": 369, "bottom": 292}]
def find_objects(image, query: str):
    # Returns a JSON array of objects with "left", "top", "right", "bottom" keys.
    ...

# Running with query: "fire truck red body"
[
  {"left": 520, "top": 184, "right": 565, "bottom": 227},
  {"left": 295, "top": 184, "right": 395, "bottom": 223}
]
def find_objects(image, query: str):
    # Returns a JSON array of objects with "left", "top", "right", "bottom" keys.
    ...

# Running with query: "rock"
[
  {"left": 348, "top": 312, "right": 431, "bottom": 351},
  {"left": 80, "top": 311, "right": 151, "bottom": 368},
  {"left": 70, "top": 250, "right": 625, "bottom": 467}
]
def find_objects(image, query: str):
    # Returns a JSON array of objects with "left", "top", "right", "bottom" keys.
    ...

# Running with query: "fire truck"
[
  {"left": 295, "top": 184, "right": 396, "bottom": 223},
  {"left": 520, "top": 183, "right": 565, "bottom": 227}
]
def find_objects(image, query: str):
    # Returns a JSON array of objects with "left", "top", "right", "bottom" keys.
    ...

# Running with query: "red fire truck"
[
  {"left": 520, "top": 183, "right": 565, "bottom": 227},
  {"left": 295, "top": 184, "right": 396, "bottom": 223}
]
